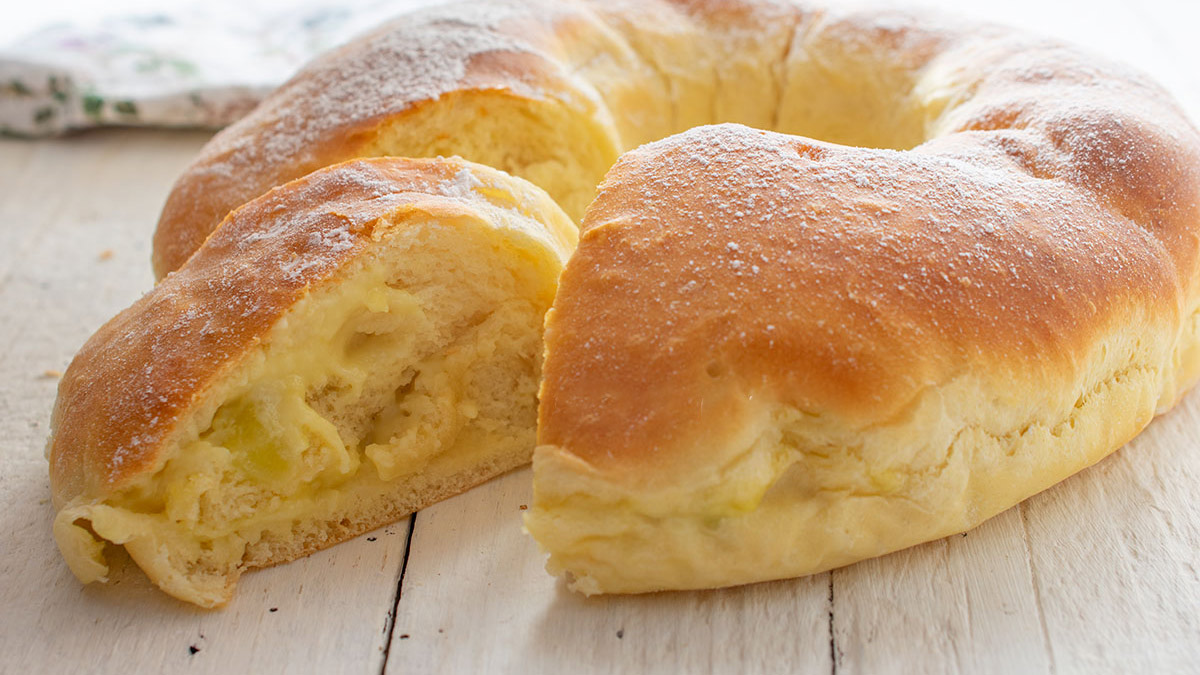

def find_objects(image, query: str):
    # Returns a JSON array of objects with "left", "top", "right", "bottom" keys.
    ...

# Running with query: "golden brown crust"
[
  {"left": 51, "top": 156, "right": 573, "bottom": 507},
  {"left": 536, "top": 0, "right": 1200, "bottom": 481},
  {"left": 149, "top": 0, "right": 953, "bottom": 277},
  {"left": 151, "top": 1, "right": 593, "bottom": 277},
  {"left": 539, "top": 121, "right": 1191, "bottom": 477},
  {"left": 529, "top": 6, "right": 1200, "bottom": 593}
]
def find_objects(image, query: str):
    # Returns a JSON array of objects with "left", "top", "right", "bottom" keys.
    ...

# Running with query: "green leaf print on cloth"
[{"left": 0, "top": 0, "right": 440, "bottom": 137}]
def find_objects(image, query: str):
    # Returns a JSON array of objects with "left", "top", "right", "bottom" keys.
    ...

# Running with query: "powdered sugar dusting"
[
  {"left": 543, "top": 108, "right": 1196, "bottom": 461},
  {"left": 435, "top": 167, "right": 486, "bottom": 199},
  {"left": 185, "top": 1, "right": 556, "bottom": 212}
]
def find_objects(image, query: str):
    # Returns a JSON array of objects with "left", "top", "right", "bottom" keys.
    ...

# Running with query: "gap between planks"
[
  {"left": 379, "top": 513, "right": 418, "bottom": 675},
  {"left": 1017, "top": 501, "right": 1057, "bottom": 675}
]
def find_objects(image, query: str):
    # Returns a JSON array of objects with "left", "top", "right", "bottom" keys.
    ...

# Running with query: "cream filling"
[{"left": 55, "top": 219, "right": 555, "bottom": 606}]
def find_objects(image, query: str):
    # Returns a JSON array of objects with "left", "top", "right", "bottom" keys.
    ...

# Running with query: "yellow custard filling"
[{"left": 55, "top": 214, "right": 564, "bottom": 606}]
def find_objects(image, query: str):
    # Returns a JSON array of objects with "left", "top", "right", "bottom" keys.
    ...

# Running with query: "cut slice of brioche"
[{"left": 48, "top": 157, "right": 576, "bottom": 607}]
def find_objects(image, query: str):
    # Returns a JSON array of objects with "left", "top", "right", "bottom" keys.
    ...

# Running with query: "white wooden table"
[{"left": 2, "top": 1, "right": 1198, "bottom": 673}]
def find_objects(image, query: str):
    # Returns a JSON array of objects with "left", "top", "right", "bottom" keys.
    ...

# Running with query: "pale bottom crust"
[
  {"left": 529, "top": 313, "right": 1200, "bottom": 595},
  {"left": 57, "top": 439, "right": 533, "bottom": 608},
  {"left": 244, "top": 440, "right": 532, "bottom": 574}
]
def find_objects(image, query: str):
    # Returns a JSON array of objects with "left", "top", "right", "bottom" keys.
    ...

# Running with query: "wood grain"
[
  {"left": 1, "top": 1, "right": 1199, "bottom": 673},
  {"left": 387, "top": 469, "right": 832, "bottom": 675},
  {"left": 831, "top": 509, "right": 1054, "bottom": 675},
  {"left": 1021, "top": 395, "right": 1200, "bottom": 674}
]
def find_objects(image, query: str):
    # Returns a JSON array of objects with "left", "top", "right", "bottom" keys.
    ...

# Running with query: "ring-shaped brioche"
[{"left": 55, "top": 0, "right": 1200, "bottom": 600}]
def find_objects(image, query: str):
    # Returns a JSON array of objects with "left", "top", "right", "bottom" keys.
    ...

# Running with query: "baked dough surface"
[
  {"left": 56, "top": 0, "right": 1200, "bottom": 599},
  {"left": 528, "top": 124, "right": 1198, "bottom": 593},
  {"left": 49, "top": 158, "right": 575, "bottom": 606}
]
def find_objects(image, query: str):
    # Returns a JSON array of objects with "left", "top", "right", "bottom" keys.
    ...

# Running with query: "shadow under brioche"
[{"left": 48, "top": 157, "right": 576, "bottom": 607}]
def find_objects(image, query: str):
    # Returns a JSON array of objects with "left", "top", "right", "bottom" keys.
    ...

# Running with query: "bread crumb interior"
[{"left": 55, "top": 215, "right": 556, "bottom": 606}]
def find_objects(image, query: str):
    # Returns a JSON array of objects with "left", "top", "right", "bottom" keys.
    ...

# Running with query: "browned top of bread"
[
  {"left": 150, "top": 1, "right": 585, "bottom": 277},
  {"left": 50, "top": 157, "right": 573, "bottom": 506},
  {"left": 149, "top": 0, "right": 945, "bottom": 277},
  {"left": 527, "top": 23, "right": 1200, "bottom": 594},
  {"left": 540, "top": 78, "right": 1200, "bottom": 480},
  {"left": 145, "top": 0, "right": 1200, "bottom": 481}
]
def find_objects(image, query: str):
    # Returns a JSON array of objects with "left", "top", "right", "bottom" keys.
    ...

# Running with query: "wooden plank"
[
  {"left": 386, "top": 469, "right": 833, "bottom": 675},
  {"left": 0, "top": 139, "right": 76, "bottom": 291},
  {"left": 0, "top": 130, "right": 199, "bottom": 362},
  {"left": 1020, "top": 389, "right": 1200, "bottom": 673},
  {"left": 0, "top": 130, "right": 412, "bottom": 674},
  {"left": 832, "top": 510, "right": 1053, "bottom": 675}
]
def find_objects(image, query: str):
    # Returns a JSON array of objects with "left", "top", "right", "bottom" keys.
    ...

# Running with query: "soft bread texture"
[
  {"left": 48, "top": 157, "right": 576, "bottom": 607},
  {"left": 77, "top": 0, "right": 1200, "bottom": 597}
]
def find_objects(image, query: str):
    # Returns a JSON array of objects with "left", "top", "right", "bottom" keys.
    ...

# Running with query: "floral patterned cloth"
[{"left": 0, "top": 0, "right": 438, "bottom": 136}]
